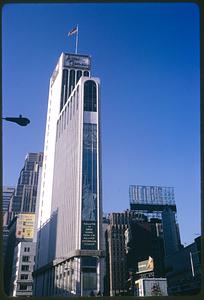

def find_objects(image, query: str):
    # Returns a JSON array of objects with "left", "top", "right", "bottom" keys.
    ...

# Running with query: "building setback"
[{"left": 33, "top": 53, "right": 103, "bottom": 296}]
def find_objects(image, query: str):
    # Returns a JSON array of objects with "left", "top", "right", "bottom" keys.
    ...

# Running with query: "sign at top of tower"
[{"left": 63, "top": 53, "right": 91, "bottom": 70}]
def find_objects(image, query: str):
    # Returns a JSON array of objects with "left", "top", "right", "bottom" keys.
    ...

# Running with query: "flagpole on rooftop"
[{"left": 75, "top": 24, "right": 79, "bottom": 54}]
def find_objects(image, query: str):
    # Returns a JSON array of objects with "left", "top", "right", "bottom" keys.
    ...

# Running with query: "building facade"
[
  {"left": 129, "top": 185, "right": 182, "bottom": 257},
  {"left": 105, "top": 210, "right": 166, "bottom": 296},
  {"left": 4, "top": 213, "right": 36, "bottom": 295},
  {"left": 3, "top": 186, "right": 15, "bottom": 226},
  {"left": 165, "top": 236, "right": 201, "bottom": 295},
  {"left": 11, "top": 152, "right": 43, "bottom": 216},
  {"left": 135, "top": 278, "right": 168, "bottom": 296},
  {"left": 11, "top": 241, "right": 36, "bottom": 296},
  {"left": 162, "top": 207, "right": 182, "bottom": 257},
  {"left": 34, "top": 53, "right": 103, "bottom": 296},
  {"left": 106, "top": 213, "right": 129, "bottom": 296},
  {"left": 2, "top": 186, "right": 15, "bottom": 260}
]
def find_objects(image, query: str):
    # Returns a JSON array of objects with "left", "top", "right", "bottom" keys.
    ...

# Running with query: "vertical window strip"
[
  {"left": 60, "top": 69, "right": 68, "bottom": 112},
  {"left": 84, "top": 80, "right": 97, "bottom": 112}
]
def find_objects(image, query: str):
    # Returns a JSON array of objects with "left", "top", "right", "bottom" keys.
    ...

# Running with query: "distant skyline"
[{"left": 2, "top": 2, "right": 200, "bottom": 245}]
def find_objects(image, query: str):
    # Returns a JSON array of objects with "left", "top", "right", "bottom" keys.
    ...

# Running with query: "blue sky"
[{"left": 2, "top": 2, "right": 200, "bottom": 245}]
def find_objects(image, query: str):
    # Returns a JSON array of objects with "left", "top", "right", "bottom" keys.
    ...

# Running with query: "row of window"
[
  {"left": 18, "top": 283, "right": 32, "bottom": 290},
  {"left": 22, "top": 255, "right": 30, "bottom": 262},
  {"left": 21, "top": 265, "right": 29, "bottom": 271},
  {"left": 55, "top": 268, "right": 74, "bottom": 280},
  {"left": 60, "top": 69, "right": 90, "bottom": 111},
  {"left": 57, "top": 80, "right": 98, "bottom": 140},
  {"left": 20, "top": 274, "right": 29, "bottom": 280}
]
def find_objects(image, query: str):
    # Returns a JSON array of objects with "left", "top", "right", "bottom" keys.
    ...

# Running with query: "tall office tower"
[
  {"left": 34, "top": 53, "right": 103, "bottom": 296},
  {"left": 106, "top": 212, "right": 130, "bottom": 296},
  {"left": 3, "top": 186, "right": 15, "bottom": 226},
  {"left": 11, "top": 152, "right": 43, "bottom": 216}
]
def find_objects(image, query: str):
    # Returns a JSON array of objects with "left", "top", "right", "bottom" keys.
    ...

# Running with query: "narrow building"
[{"left": 34, "top": 53, "right": 103, "bottom": 296}]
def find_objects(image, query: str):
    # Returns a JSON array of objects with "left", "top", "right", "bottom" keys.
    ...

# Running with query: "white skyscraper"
[{"left": 33, "top": 53, "right": 103, "bottom": 296}]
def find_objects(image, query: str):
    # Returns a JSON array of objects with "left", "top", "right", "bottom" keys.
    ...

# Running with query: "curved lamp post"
[{"left": 2, "top": 114, "right": 30, "bottom": 126}]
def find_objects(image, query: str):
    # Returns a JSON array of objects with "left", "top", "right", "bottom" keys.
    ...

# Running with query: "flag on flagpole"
[{"left": 68, "top": 26, "right": 78, "bottom": 36}]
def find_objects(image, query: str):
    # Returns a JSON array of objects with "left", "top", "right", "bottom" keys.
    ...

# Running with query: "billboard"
[
  {"left": 81, "top": 221, "right": 97, "bottom": 250},
  {"left": 64, "top": 54, "right": 91, "bottom": 70},
  {"left": 129, "top": 185, "right": 175, "bottom": 205},
  {"left": 137, "top": 256, "right": 154, "bottom": 274},
  {"left": 16, "top": 213, "right": 35, "bottom": 239},
  {"left": 135, "top": 278, "right": 168, "bottom": 296}
]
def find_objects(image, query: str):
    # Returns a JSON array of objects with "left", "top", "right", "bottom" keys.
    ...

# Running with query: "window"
[
  {"left": 77, "top": 70, "right": 82, "bottom": 82},
  {"left": 60, "top": 69, "right": 68, "bottom": 112},
  {"left": 84, "top": 71, "right": 89, "bottom": 77},
  {"left": 22, "top": 256, "right": 29, "bottom": 262},
  {"left": 83, "top": 272, "right": 97, "bottom": 290},
  {"left": 20, "top": 274, "right": 29, "bottom": 280},
  {"left": 24, "top": 247, "right": 30, "bottom": 252},
  {"left": 84, "top": 80, "right": 97, "bottom": 112},
  {"left": 19, "top": 284, "right": 28, "bottom": 290},
  {"left": 21, "top": 265, "right": 29, "bottom": 271},
  {"left": 69, "top": 69, "right": 75, "bottom": 96}
]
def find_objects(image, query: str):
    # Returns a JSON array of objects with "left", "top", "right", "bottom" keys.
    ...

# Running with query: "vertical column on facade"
[
  {"left": 97, "top": 258, "right": 100, "bottom": 293},
  {"left": 71, "top": 258, "right": 75, "bottom": 293},
  {"left": 73, "top": 258, "right": 76, "bottom": 294},
  {"left": 59, "top": 263, "right": 62, "bottom": 293},
  {"left": 68, "top": 259, "right": 72, "bottom": 292},
  {"left": 74, "top": 258, "right": 80, "bottom": 295},
  {"left": 53, "top": 265, "right": 57, "bottom": 296},
  {"left": 64, "top": 260, "right": 68, "bottom": 294},
  {"left": 59, "top": 263, "right": 62, "bottom": 294},
  {"left": 56, "top": 265, "right": 59, "bottom": 295},
  {"left": 62, "top": 262, "right": 65, "bottom": 294}
]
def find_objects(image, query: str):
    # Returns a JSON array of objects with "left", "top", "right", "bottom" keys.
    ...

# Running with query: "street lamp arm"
[{"left": 2, "top": 115, "right": 30, "bottom": 126}]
